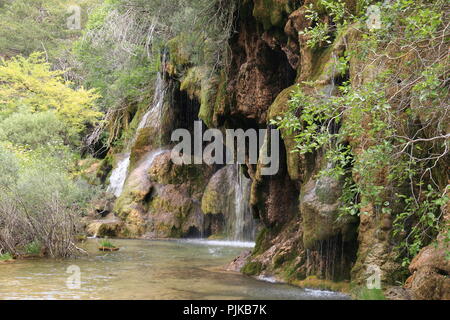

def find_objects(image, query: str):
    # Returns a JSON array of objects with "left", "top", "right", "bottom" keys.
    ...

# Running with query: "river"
[{"left": 0, "top": 239, "right": 349, "bottom": 300}]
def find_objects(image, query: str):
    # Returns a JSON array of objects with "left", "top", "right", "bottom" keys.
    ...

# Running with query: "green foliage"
[
  {"left": 356, "top": 288, "right": 386, "bottom": 300},
  {"left": 0, "top": 112, "right": 67, "bottom": 149},
  {"left": 0, "top": 145, "right": 94, "bottom": 257},
  {"left": 0, "top": 48, "right": 100, "bottom": 258},
  {"left": 299, "top": 0, "right": 355, "bottom": 49},
  {"left": 0, "top": 53, "right": 102, "bottom": 136},
  {"left": 99, "top": 238, "right": 116, "bottom": 248},
  {"left": 394, "top": 187, "right": 449, "bottom": 267},
  {"left": 0, "top": 252, "right": 13, "bottom": 261},
  {"left": 0, "top": 0, "right": 98, "bottom": 60},
  {"left": 25, "top": 241, "right": 42, "bottom": 255}
]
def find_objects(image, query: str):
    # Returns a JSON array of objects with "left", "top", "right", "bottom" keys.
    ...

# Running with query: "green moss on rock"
[
  {"left": 242, "top": 261, "right": 263, "bottom": 276},
  {"left": 252, "top": 0, "right": 294, "bottom": 30},
  {"left": 267, "top": 85, "right": 302, "bottom": 181}
]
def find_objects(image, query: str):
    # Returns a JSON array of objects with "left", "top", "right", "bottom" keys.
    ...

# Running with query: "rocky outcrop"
[
  {"left": 86, "top": 214, "right": 124, "bottom": 238},
  {"left": 97, "top": 0, "right": 448, "bottom": 300},
  {"left": 405, "top": 195, "right": 450, "bottom": 300},
  {"left": 202, "top": 165, "right": 257, "bottom": 240},
  {"left": 224, "top": 0, "right": 296, "bottom": 124}
]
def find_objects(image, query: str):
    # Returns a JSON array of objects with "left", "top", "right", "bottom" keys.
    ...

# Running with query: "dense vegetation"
[
  {"left": 0, "top": 1, "right": 102, "bottom": 257},
  {"left": 272, "top": 0, "right": 449, "bottom": 266},
  {"left": 0, "top": 0, "right": 448, "bottom": 299},
  {"left": 0, "top": 0, "right": 236, "bottom": 258}
]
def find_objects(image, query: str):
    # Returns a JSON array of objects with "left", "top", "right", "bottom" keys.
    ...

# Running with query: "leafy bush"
[
  {"left": 0, "top": 0, "right": 99, "bottom": 60},
  {"left": 0, "top": 53, "right": 102, "bottom": 136},
  {"left": 0, "top": 252, "right": 13, "bottom": 261},
  {"left": 0, "top": 111, "right": 67, "bottom": 149},
  {"left": 0, "top": 147, "right": 93, "bottom": 258}
]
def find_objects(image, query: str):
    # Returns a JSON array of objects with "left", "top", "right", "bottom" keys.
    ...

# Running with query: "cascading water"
[
  {"left": 232, "top": 164, "right": 256, "bottom": 242},
  {"left": 107, "top": 154, "right": 131, "bottom": 197},
  {"left": 127, "top": 148, "right": 167, "bottom": 186},
  {"left": 137, "top": 71, "right": 167, "bottom": 131},
  {"left": 106, "top": 58, "right": 168, "bottom": 198}
]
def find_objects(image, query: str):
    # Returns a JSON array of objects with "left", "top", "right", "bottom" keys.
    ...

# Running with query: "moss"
[
  {"left": 252, "top": 0, "right": 293, "bottom": 30},
  {"left": 166, "top": 36, "right": 191, "bottom": 75},
  {"left": 252, "top": 227, "right": 270, "bottom": 256},
  {"left": 212, "top": 70, "right": 228, "bottom": 124},
  {"left": 150, "top": 196, "right": 192, "bottom": 219},
  {"left": 201, "top": 189, "right": 221, "bottom": 215},
  {"left": 180, "top": 67, "right": 203, "bottom": 99},
  {"left": 242, "top": 261, "right": 263, "bottom": 276},
  {"left": 352, "top": 287, "right": 386, "bottom": 300},
  {"left": 291, "top": 276, "right": 351, "bottom": 293},
  {"left": 130, "top": 127, "right": 161, "bottom": 166},
  {"left": 268, "top": 85, "right": 302, "bottom": 181},
  {"left": 207, "top": 233, "right": 227, "bottom": 240}
]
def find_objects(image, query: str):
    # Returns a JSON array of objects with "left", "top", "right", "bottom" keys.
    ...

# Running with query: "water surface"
[{"left": 0, "top": 239, "right": 349, "bottom": 300}]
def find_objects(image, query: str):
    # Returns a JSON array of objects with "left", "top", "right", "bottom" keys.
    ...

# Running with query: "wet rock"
[
  {"left": 86, "top": 214, "right": 124, "bottom": 238},
  {"left": 226, "top": 250, "right": 252, "bottom": 272},
  {"left": 384, "top": 287, "right": 412, "bottom": 300},
  {"left": 405, "top": 244, "right": 450, "bottom": 300},
  {"left": 300, "top": 174, "right": 358, "bottom": 249},
  {"left": 202, "top": 165, "right": 257, "bottom": 240},
  {"left": 405, "top": 198, "right": 450, "bottom": 301},
  {"left": 201, "top": 166, "right": 235, "bottom": 216}
]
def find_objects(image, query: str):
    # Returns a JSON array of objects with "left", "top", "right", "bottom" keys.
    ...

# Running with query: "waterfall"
[
  {"left": 232, "top": 164, "right": 255, "bottom": 241},
  {"left": 107, "top": 60, "right": 168, "bottom": 198},
  {"left": 107, "top": 154, "right": 131, "bottom": 197},
  {"left": 137, "top": 72, "right": 167, "bottom": 131},
  {"left": 130, "top": 148, "right": 167, "bottom": 182}
]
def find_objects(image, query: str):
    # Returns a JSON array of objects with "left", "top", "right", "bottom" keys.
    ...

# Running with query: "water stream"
[
  {"left": 0, "top": 239, "right": 349, "bottom": 300},
  {"left": 106, "top": 154, "right": 131, "bottom": 197},
  {"left": 232, "top": 165, "right": 255, "bottom": 241},
  {"left": 106, "top": 70, "right": 168, "bottom": 199}
]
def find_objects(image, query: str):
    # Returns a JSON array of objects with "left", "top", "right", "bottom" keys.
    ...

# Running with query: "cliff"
[{"left": 86, "top": 0, "right": 449, "bottom": 300}]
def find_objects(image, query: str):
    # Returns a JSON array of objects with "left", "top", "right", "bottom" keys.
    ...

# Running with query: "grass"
[
  {"left": 354, "top": 288, "right": 386, "bottom": 300},
  {"left": 25, "top": 241, "right": 41, "bottom": 255},
  {"left": 99, "top": 238, "right": 116, "bottom": 249},
  {"left": 0, "top": 252, "right": 13, "bottom": 261}
]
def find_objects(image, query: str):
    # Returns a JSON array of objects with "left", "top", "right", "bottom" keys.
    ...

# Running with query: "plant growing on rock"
[{"left": 272, "top": 0, "right": 449, "bottom": 274}]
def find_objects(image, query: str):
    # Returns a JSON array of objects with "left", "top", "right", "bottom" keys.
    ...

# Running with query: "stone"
[{"left": 86, "top": 214, "right": 124, "bottom": 238}]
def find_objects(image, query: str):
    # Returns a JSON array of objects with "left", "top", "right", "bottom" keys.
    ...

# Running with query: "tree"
[{"left": 0, "top": 52, "right": 102, "bottom": 136}]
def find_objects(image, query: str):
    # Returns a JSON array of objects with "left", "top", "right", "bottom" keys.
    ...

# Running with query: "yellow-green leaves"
[{"left": 0, "top": 52, "right": 102, "bottom": 134}]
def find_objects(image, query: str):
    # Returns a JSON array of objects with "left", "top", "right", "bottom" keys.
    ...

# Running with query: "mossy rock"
[
  {"left": 166, "top": 36, "right": 191, "bottom": 75},
  {"left": 267, "top": 85, "right": 303, "bottom": 181},
  {"left": 291, "top": 276, "right": 351, "bottom": 294},
  {"left": 252, "top": 227, "right": 271, "bottom": 256},
  {"left": 242, "top": 261, "right": 264, "bottom": 276},
  {"left": 252, "top": 0, "right": 294, "bottom": 30},
  {"left": 180, "top": 67, "right": 203, "bottom": 99}
]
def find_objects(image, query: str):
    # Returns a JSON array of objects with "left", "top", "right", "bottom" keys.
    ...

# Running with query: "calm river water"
[{"left": 0, "top": 239, "right": 349, "bottom": 300}]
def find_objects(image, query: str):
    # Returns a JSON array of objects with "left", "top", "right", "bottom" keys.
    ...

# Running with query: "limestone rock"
[{"left": 86, "top": 214, "right": 124, "bottom": 238}]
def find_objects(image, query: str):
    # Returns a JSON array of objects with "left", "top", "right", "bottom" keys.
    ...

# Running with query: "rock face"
[
  {"left": 201, "top": 165, "right": 257, "bottom": 240},
  {"left": 86, "top": 214, "right": 124, "bottom": 238},
  {"left": 224, "top": 0, "right": 296, "bottom": 124},
  {"left": 97, "top": 0, "right": 448, "bottom": 300},
  {"left": 405, "top": 197, "right": 450, "bottom": 300},
  {"left": 300, "top": 174, "right": 358, "bottom": 250}
]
